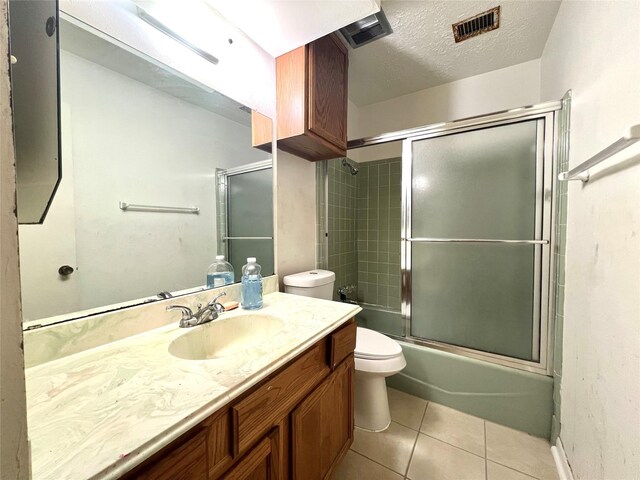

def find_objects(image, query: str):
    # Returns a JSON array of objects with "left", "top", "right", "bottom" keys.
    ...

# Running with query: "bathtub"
[{"left": 355, "top": 303, "right": 553, "bottom": 439}]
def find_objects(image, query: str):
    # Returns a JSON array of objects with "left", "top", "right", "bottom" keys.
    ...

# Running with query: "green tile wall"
[
  {"left": 356, "top": 158, "right": 402, "bottom": 310},
  {"left": 327, "top": 159, "right": 358, "bottom": 300}
]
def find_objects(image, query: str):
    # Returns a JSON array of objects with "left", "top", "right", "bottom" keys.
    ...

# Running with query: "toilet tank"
[{"left": 283, "top": 270, "right": 336, "bottom": 300}]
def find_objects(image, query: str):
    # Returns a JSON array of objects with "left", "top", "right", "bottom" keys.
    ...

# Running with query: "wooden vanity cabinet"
[
  {"left": 124, "top": 319, "right": 356, "bottom": 480},
  {"left": 275, "top": 33, "right": 348, "bottom": 162}
]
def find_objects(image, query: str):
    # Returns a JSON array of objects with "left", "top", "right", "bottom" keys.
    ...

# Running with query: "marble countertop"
[{"left": 26, "top": 292, "right": 360, "bottom": 480}]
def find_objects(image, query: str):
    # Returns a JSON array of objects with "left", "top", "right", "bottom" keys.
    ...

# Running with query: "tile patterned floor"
[{"left": 334, "top": 388, "right": 559, "bottom": 480}]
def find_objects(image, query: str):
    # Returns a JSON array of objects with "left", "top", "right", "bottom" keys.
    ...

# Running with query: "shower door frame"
[
  {"left": 348, "top": 100, "right": 561, "bottom": 375},
  {"left": 216, "top": 159, "right": 274, "bottom": 264},
  {"left": 401, "top": 110, "right": 557, "bottom": 374}
]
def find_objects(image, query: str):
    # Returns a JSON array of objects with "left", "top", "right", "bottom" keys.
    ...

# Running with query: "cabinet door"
[
  {"left": 307, "top": 33, "right": 348, "bottom": 150},
  {"left": 222, "top": 429, "right": 281, "bottom": 480},
  {"left": 291, "top": 356, "right": 354, "bottom": 480}
]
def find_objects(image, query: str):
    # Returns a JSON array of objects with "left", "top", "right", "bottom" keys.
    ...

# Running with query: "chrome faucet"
[{"left": 167, "top": 292, "right": 227, "bottom": 328}]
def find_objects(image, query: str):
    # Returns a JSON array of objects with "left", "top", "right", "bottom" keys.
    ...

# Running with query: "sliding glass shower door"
[
  {"left": 218, "top": 161, "right": 274, "bottom": 282},
  {"left": 403, "top": 118, "right": 552, "bottom": 364}
]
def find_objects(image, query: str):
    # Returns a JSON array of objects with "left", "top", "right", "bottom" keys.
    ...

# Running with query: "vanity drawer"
[
  {"left": 329, "top": 319, "right": 356, "bottom": 370},
  {"left": 231, "top": 342, "right": 329, "bottom": 455}
]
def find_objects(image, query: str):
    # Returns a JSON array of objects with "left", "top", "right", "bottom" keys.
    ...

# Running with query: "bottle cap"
[
  {"left": 247, "top": 257, "right": 256, "bottom": 263},
  {"left": 216, "top": 255, "right": 225, "bottom": 260}
]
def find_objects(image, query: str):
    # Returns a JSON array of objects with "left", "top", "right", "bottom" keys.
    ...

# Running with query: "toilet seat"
[
  {"left": 355, "top": 327, "right": 403, "bottom": 360},
  {"left": 354, "top": 327, "right": 406, "bottom": 375}
]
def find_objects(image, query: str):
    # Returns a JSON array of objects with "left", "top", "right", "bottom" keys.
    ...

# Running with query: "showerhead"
[{"left": 342, "top": 158, "right": 359, "bottom": 175}]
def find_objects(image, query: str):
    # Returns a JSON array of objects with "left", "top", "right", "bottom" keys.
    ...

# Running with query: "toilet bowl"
[{"left": 354, "top": 327, "right": 406, "bottom": 432}]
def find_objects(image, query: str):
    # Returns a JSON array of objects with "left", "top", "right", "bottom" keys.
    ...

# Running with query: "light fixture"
[{"left": 137, "top": 5, "right": 219, "bottom": 65}]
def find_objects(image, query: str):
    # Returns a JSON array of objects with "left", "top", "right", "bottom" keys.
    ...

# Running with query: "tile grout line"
[
  {"left": 484, "top": 420, "right": 488, "bottom": 480},
  {"left": 348, "top": 449, "right": 406, "bottom": 478},
  {"left": 403, "top": 401, "right": 429, "bottom": 479},
  {"left": 489, "top": 460, "right": 542, "bottom": 480},
  {"left": 418, "top": 430, "right": 487, "bottom": 460}
]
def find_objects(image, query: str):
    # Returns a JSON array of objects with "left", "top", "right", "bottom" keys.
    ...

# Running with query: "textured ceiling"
[{"left": 348, "top": 0, "right": 561, "bottom": 106}]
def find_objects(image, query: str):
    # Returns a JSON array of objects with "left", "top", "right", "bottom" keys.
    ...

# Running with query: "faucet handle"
[
  {"left": 166, "top": 305, "right": 193, "bottom": 321},
  {"left": 208, "top": 292, "right": 227, "bottom": 312}
]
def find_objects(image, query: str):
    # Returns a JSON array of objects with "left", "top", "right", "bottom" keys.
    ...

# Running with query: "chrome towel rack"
[
  {"left": 119, "top": 201, "right": 199, "bottom": 214},
  {"left": 222, "top": 236, "right": 273, "bottom": 240},
  {"left": 559, "top": 124, "right": 640, "bottom": 182}
]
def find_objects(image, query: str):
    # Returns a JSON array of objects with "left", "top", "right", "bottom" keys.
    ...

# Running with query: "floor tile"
[
  {"left": 487, "top": 461, "right": 537, "bottom": 480},
  {"left": 351, "top": 421, "right": 418, "bottom": 475},
  {"left": 420, "top": 402, "right": 486, "bottom": 456},
  {"left": 407, "top": 434, "right": 486, "bottom": 480},
  {"left": 387, "top": 387, "right": 428, "bottom": 430},
  {"left": 486, "top": 422, "right": 559, "bottom": 480},
  {"left": 333, "top": 450, "right": 404, "bottom": 480}
]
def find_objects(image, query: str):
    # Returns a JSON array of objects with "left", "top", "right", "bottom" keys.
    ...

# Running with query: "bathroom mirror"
[{"left": 17, "top": 14, "right": 274, "bottom": 325}]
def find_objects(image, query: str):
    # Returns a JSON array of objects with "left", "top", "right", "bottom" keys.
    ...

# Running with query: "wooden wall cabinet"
[
  {"left": 124, "top": 319, "right": 356, "bottom": 480},
  {"left": 251, "top": 110, "right": 273, "bottom": 153},
  {"left": 275, "top": 33, "right": 348, "bottom": 162}
]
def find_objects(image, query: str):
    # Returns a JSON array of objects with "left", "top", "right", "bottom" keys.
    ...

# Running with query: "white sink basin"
[{"left": 168, "top": 314, "right": 284, "bottom": 360}]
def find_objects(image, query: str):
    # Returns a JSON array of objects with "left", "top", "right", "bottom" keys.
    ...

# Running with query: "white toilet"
[
  {"left": 353, "top": 327, "right": 406, "bottom": 431},
  {"left": 283, "top": 270, "right": 406, "bottom": 432}
]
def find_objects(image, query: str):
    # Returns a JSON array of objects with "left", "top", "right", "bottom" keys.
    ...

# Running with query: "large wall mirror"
[{"left": 15, "top": 11, "right": 274, "bottom": 325}]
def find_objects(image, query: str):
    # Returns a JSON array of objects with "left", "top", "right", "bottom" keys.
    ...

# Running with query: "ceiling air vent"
[
  {"left": 339, "top": 8, "right": 393, "bottom": 49},
  {"left": 452, "top": 6, "right": 500, "bottom": 43}
]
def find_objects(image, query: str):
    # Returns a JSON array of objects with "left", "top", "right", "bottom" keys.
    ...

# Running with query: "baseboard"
[{"left": 551, "top": 438, "right": 574, "bottom": 480}]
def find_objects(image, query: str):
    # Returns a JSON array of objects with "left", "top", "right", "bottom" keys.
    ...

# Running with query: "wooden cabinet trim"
[
  {"left": 223, "top": 431, "right": 275, "bottom": 480},
  {"left": 251, "top": 110, "right": 273, "bottom": 153},
  {"left": 130, "top": 428, "right": 208, "bottom": 480},
  {"left": 204, "top": 408, "right": 233, "bottom": 479},
  {"left": 329, "top": 319, "right": 357, "bottom": 370}
]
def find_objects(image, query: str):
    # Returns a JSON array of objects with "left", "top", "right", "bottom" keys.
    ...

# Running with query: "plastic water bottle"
[
  {"left": 207, "top": 255, "right": 235, "bottom": 288},
  {"left": 241, "top": 257, "right": 263, "bottom": 310}
]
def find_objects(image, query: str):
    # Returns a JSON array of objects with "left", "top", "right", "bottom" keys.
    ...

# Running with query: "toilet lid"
[{"left": 355, "top": 327, "right": 402, "bottom": 360}]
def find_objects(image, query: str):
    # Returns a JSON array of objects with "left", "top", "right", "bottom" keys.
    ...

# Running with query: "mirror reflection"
[
  {"left": 18, "top": 15, "right": 274, "bottom": 324},
  {"left": 10, "top": 0, "right": 61, "bottom": 224}
]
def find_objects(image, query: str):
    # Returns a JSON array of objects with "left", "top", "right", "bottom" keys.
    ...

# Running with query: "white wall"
[
  {"left": 19, "top": 51, "right": 268, "bottom": 320},
  {"left": 0, "top": 0, "right": 29, "bottom": 476},
  {"left": 348, "top": 59, "right": 542, "bottom": 162},
  {"left": 273, "top": 150, "right": 317, "bottom": 287},
  {"left": 540, "top": 2, "right": 640, "bottom": 479}
]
